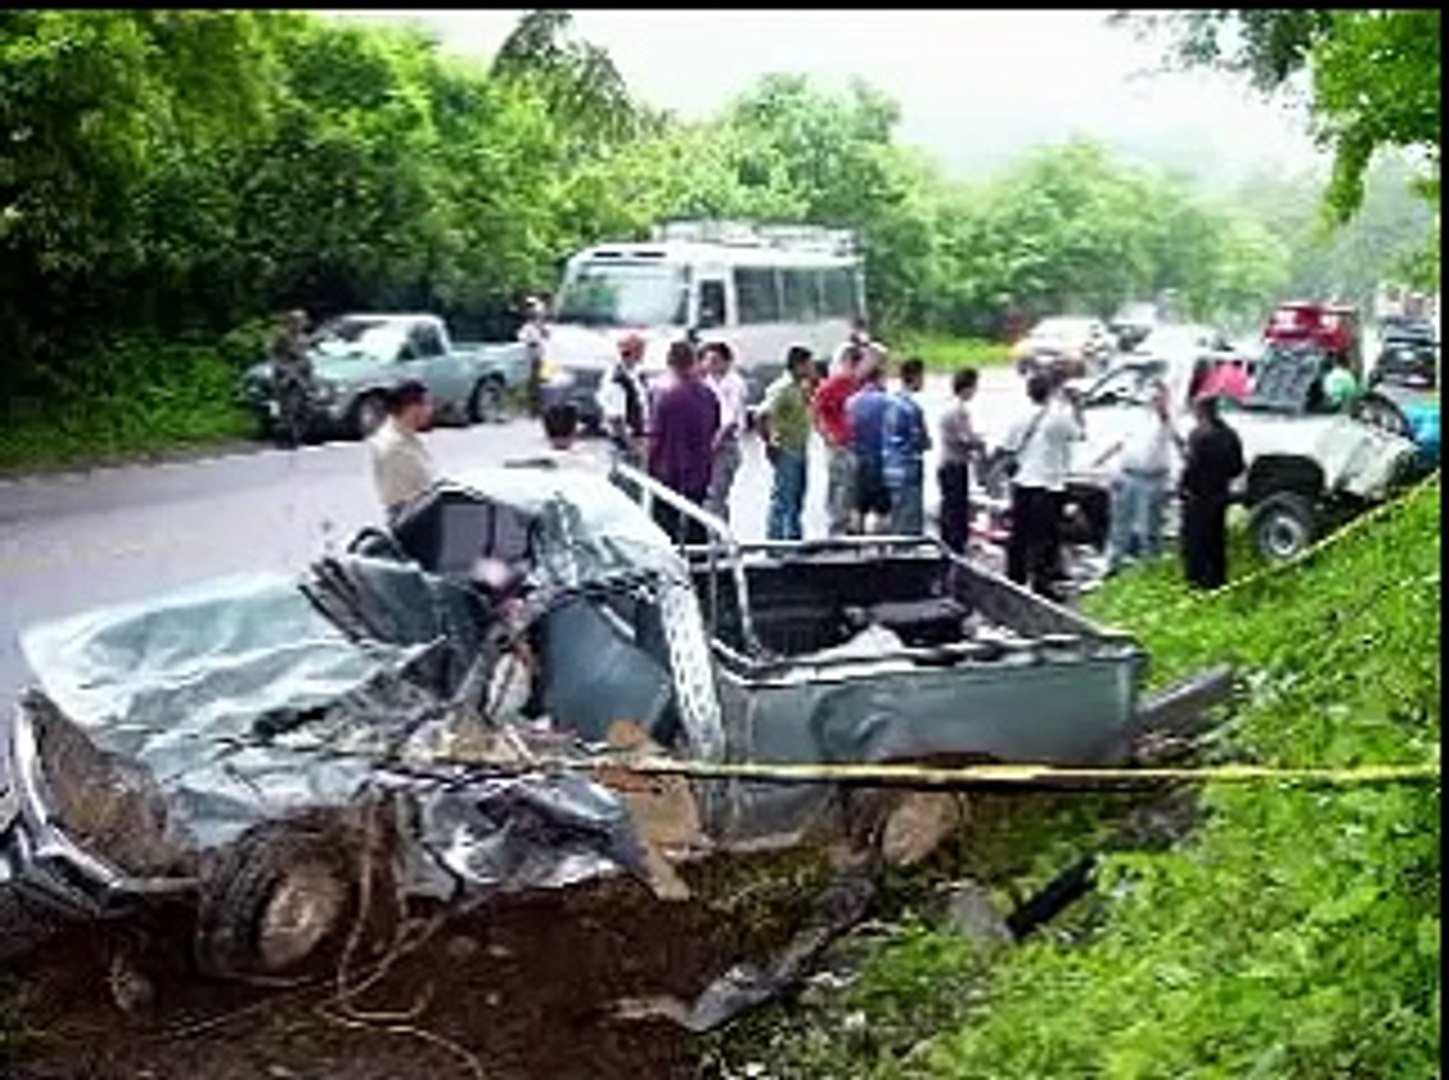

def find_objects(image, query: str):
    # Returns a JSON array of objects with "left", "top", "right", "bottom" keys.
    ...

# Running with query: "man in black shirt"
[{"left": 1179, "top": 393, "right": 1246, "bottom": 590}]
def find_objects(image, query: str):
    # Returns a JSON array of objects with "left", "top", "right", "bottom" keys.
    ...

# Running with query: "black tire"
[
  {"left": 351, "top": 392, "right": 388, "bottom": 440},
  {"left": 1249, "top": 491, "right": 1317, "bottom": 563},
  {"left": 194, "top": 814, "right": 367, "bottom": 980},
  {"left": 468, "top": 376, "right": 507, "bottom": 425},
  {"left": 0, "top": 885, "right": 77, "bottom": 967}
]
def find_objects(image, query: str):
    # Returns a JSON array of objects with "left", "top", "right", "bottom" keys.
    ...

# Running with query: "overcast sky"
[{"left": 331, "top": 9, "right": 1326, "bottom": 189}]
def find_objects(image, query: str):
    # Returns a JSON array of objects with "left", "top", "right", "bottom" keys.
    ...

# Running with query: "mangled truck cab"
[{"left": 2, "top": 459, "right": 1206, "bottom": 985}]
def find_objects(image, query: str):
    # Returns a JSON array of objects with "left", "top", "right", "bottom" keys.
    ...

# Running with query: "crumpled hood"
[{"left": 1229, "top": 411, "right": 1419, "bottom": 500}]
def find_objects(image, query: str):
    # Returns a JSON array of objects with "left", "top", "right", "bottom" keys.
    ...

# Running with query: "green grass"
[
  {"left": 0, "top": 336, "right": 261, "bottom": 473},
  {"left": 891, "top": 330, "right": 1014, "bottom": 372},
  {"left": 705, "top": 480, "right": 1441, "bottom": 1079}
]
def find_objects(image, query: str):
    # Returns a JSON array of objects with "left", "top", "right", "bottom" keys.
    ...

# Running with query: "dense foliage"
[
  {"left": 0, "top": 8, "right": 1437, "bottom": 467},
  {"left": 707, "top": 482, "right": 1441, "bottom": 1078},
  {"left": 1120, "top": 9, "right": 1441, "bottom": 267}
]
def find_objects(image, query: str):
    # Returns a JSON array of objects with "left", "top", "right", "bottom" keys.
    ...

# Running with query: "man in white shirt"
[
  {"left": 1092, "top": 379, "right": 1183, "bottom": 574},
  {"left": 703, "top": 341, "right": 748, "bottom": 522},
  {"left": 518, "top": 295, "right": 549, "bottom": 417},
  {"left": 368, "top": 380, "right": 437, "bottom": 522},
  {"left": 1002, "top": 372, "right": 1084, "bottom": 600}
]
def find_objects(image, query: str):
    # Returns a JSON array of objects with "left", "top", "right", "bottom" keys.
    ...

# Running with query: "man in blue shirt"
[
  {"left": 883, "top": 357, "right": 931, "bottom": 535},
  {"left": 847, "top": 359, "right": 893, "bottom": 533}
]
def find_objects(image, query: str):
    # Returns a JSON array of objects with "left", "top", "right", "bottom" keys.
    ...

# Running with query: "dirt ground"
[{"left": 1, "top": 851, "right": 832, "bottom": 1080}]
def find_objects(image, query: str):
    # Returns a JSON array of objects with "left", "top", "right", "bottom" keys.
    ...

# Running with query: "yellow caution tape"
[
  {"left": 408, "top": 749, "right": 1440, "bottom": 790},
  {"left": 614, "top": 755, "right": 1440, "bottom": 789}
]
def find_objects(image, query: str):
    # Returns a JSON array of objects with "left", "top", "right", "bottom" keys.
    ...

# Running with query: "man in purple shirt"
[{"left": 649, "top": 339, "right": 720, "bottom": 544}]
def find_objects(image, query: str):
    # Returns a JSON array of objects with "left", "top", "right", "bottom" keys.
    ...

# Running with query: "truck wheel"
[
  {"left": 195, "top": 817, "right": 362, "bottom": 980},
  {"left": 468, "top": 376, "right": 507, "bottom": 425},
  {"left": 351, "top": 393, "right": 388, "bottom": 440},
  {"left": 1250, "top": 491, "right": 1317, "bottom": 563}
]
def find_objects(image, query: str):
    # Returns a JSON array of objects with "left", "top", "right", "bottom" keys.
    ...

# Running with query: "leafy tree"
[
  {"left": 491, "top": 9, "right": 642, "bottom": 150},
  {"left": 1117, "top": 9, "right": 1441, "bottom": 224}
]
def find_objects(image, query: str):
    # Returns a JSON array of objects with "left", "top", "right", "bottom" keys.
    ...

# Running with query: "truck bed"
[{"left": 684, "top": 539, "right": 1147, "bottom": 843}]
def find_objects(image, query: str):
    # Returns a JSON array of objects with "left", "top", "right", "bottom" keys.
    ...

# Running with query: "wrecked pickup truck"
[{"left": 1, "top": 459, "right": 1207, "bottom": 991}]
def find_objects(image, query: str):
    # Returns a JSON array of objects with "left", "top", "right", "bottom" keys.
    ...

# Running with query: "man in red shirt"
[{"left": 813, "top": 344, "right": 866, "bottom": 535}]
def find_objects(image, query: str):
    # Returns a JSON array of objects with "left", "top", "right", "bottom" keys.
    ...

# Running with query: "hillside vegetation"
[
  {"left": 710, "top": 477, "right": 1441, "bottom": 1078},
  {"left": 1, "top": 11, "right": 1437, "bottom": 469}
]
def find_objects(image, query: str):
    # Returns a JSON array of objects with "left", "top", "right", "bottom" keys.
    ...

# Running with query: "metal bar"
[{"left": 609, "top": 461, "right": 761, "bottom": 655}]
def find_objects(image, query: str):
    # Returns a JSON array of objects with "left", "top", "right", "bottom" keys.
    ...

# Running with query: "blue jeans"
[
  {"left": 888, "top": 469, "right": 925, "bottom": 535},
  {"left": 768, "top": 448, "right": 807, "bottom": 540},
  {"left": 1108, "top": 469, "right": 1168, "bottom": 568}
]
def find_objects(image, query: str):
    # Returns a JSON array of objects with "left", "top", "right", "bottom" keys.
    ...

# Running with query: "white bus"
[{"left": 539, "top": 220, "right": 866, "bottom": 426}]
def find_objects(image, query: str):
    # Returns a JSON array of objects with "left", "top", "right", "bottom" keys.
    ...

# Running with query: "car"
[
  {"left": 1011, "top": 316, "right": 1116, "bottom": 381},
  {"left": 3, "top": 461, "right": 1231, "bottom": 977},
  {"left": 1363, "top": 328, "right": 1439, "bottom": 470},
  {"left": 1263, "top": 300, "right": 1363, "bottom": 377},
  {"left": 976, "top": 344, "right": 1422, "bottom": 564},
  {"left": 1107, "top": 301, "right": 1159, "bottom": 352},
  {"left": 241, "top": 313, "right": 528, "bottom": 442}
]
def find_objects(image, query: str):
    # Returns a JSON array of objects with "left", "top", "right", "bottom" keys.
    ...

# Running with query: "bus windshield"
[{"left": 554, "top": 262, "right": 688, "bottom": 328}]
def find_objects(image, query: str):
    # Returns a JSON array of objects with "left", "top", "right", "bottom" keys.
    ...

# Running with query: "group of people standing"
[
  {"left": 354, "top": 305, "right": 1249, "bottom": 601},
  {"left": 587, "top": 323, "right": 939, "bottom": 547}
]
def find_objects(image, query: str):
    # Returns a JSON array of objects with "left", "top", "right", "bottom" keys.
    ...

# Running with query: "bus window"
[
  {"left": 781, "top": 268, "right": 821, "bottom": 322},
  {"left": 823, "top": 268, "right": 858, "bottom": 319},
  {"left": 555, "top": 262, "right": 688, "bottom": 328},
  {"left": 735, "top": 267, "right": 782, "bottom": 324},
  {"left": 698, "top": 280, "right": 727, "bottom": 329}
]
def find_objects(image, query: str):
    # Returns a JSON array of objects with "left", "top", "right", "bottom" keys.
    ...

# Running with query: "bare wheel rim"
[
  {"left": 475, "top": 380, "right": 505, "bottom": 423},
  {"left": 257, "top": 861, "right": 349, "bottom": 972},
  {"left": 1261, "top": 513, "right": 1308, "bottom": 561}
]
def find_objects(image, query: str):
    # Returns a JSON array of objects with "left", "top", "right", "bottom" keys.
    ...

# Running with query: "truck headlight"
[{"left": 311, "top": 379, "right": 338, "bottom": 404}]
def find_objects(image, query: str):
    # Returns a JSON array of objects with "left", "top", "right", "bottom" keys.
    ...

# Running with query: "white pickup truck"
[{"left": 981, "top": 346, "right": 1421, "bottom": 563}]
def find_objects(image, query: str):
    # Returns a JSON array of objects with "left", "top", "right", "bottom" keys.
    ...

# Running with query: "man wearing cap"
[
  {"left": 518, "top": 296, "right": 550, "bottom": 417},
  {"left": 598, "top": 333, "right": 650, "bottom": 469}
]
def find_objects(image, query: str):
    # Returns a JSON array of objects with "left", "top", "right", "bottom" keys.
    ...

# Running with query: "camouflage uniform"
[{"left": 271, "top": 327, "right": 313, "bottom": 448}]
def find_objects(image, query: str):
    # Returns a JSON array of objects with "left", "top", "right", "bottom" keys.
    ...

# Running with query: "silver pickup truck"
[
  {"left": 242, "top": 313, "right": 528, "bottom": 440},
  {"left": 1, "top": 461, "right": 1217, "bottom": 981}
]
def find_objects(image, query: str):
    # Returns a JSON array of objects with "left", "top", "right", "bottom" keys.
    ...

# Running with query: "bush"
[
  {"left": 890, "top": 331, "right": 1013, "bottom": 372},
  {"left": 0, "top": 337, "right": 253, "bottom": 471}
]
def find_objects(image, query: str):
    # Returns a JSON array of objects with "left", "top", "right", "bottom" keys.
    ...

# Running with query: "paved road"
[{"left": 0, "top": 369, "right": 1031, "bottom": 702}]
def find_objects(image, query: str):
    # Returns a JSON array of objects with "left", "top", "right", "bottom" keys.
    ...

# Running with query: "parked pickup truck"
[
  {"left": 241, "top": 313, "right": 527, "bottom": 441},
  {"left": 979, "top": 344, "right": 1422, "bottom": 563},
  {"left": 1, "top": 460, "right": 1220, "bottom": 981}
]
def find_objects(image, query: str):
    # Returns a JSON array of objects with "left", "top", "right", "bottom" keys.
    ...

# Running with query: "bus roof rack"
[{"left": 651, "top": 220, "right": 858, "bottom": 256}]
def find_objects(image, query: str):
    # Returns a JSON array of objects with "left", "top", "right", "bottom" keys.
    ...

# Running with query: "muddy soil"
[{"left": 1, "top": 851, "right": 832, "bottom": 1080}]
